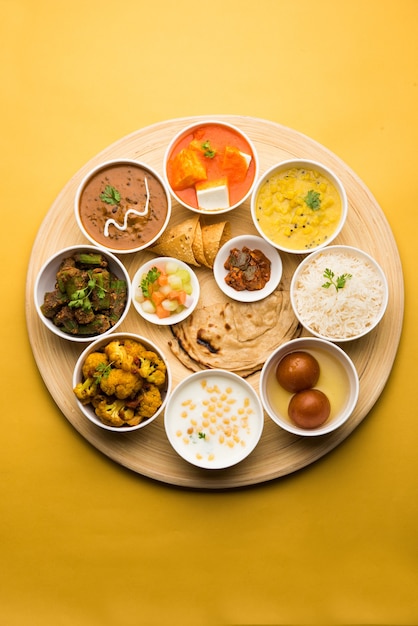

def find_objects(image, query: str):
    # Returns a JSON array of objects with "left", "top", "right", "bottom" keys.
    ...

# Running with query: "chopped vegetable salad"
[{"left": 136, "top": 261, "right": 194, "bottom": 319}]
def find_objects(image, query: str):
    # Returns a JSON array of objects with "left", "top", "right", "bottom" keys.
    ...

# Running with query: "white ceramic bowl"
[
  {"left": 260, "top": 337, "right": 359, "bottom": 436},
  {"left": 74, "top": 159, "right": 171, "bottom": 254},
  {"left": 290, "top": 245, "right": 389, "bottom": 342},
  {"left": 213, "top": 234, "right": 282, "bottom": 302},
  {"left": 131, "top": 256, "right": 200, "bottom": 326},
  {"left": 251, "top": 159, "right": 348, "bottom": 254},
  {"left": 34, "top": 244, "right": 131, "bottom": 343},
  {"left": 164, "top": 120, "right": 259, "bottom": 215},
  {"left": 72, "top": 332, "right": 172, "bottom": 432},
  {"left": 164, "top": 369, "right": 264, "bottom": 469}
]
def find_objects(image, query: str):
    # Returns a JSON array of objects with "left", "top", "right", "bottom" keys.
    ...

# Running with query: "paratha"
[{"left": 169, "top": 283, "right": 301, "bottom": 377}]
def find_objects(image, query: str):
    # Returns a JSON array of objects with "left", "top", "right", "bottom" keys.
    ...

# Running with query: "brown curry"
[{"left": 79, "top": 163, "right": 169, "bottom": 251}]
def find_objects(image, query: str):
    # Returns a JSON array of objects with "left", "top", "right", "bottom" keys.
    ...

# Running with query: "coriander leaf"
[
  {"left": 100, "top": 185, "right": 121, "bottom": 205},
  {"left": 198, "top": 432, "right": 206, "bottom": 439},
  {"left": 336, "top": 273, "right": 352, "bottom": 290},
  {"left": 68, "top": 276, "right": 99, "bottom": 310},
  {"left": 140, "top": 266, "right": 161, "bottom": 298},
  {"left": 96, "top": 285, "right": 106, "bottom": 299},
  {"left": 322, "top": 268, "right": 334, "bottom": 289},
  {"left": 68, "top": 298, "right": 84, "bottom": 309},
  {"left": 304, "top": 189, "right": 321, "bottom": 210},
  {"left": 202, "top": 140, "right": 216, "bottom": 158},
  {"left": 93, "top": 361, "right": 112, "bottom": 383},
  {"left": 70, "top": 287, "right": 88, "bottom": 301},
  {"left": 68, "top": 294, "right": 92, "bottom": 311},
  {"left": 88, "top": 271, "right": 107, "bottom": 300},
  {"left": 322, "top": 268, "right": 352, "bottom": 291},
  {"left": 68, "top": 287, "right": 89, "bottom": 309}
]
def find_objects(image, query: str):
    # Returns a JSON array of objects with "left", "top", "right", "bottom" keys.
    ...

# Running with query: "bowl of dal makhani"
[
  {"left": 74, "top": 159, "right": 172, "bottom": 254},
  {"left": 164, "top": 120, "right": 258, "bottom": 214},
  {"left": 251, "top": 159, "right": 347, "bottom": 254},
  {"left": 164, "top": 369, "right": 264, "bottom": 469},
  {"left": 290, "top": 245, "right": 389, "bottom": 342}
]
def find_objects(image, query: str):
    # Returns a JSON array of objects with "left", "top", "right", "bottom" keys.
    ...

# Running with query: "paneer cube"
[
  {"left": 196, "top": 178, "right": 229, "bottom": 211},
  {"left": 222, "top": 146, "right": 252, "bottom": 183},
  {"left": 170, "top": 148, "right": 207, "bottom": 191}
]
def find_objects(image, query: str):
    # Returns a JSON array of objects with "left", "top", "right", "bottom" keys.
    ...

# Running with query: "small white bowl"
[
  {"left": 131, "top": 256, "right": 200, "bottom": 325},
  {"left": 260, "top": 337, "right": 359, "bottom": 436},
  {"left": 290, "top": 245, "right": 389, "bottom": 342},
  {"left": 251, "top": 159, "right": 348, "bottom": 254},
  {"left": 72, "top": 332, "right": 172, "bottom": 432},
  {"left": 34, "top": 245, "right": 131, "bottom": 343},
  {"left": 164, "top": 120, "right": 259, "bottom": 215},
  {"left": 213, "top": 235, "right": 282, "bottom": 302},
  {"left": 164, "top": 369, "right": 264, "bottom": 469},
  {"left": 74, "top": 159, "right": 171, "bottom": 254}
]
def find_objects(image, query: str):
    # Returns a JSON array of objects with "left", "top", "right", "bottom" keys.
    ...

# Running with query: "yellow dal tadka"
[{"left": 255, "top": 167, "right": 342, "bottom": 251}]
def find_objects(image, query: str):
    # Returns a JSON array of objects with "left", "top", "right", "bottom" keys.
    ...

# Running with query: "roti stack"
[{"left": 169, "top": 274, "right": 301, "bottom": 377}]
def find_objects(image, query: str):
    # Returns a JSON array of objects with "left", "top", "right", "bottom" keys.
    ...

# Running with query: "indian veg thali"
[{"left": 26, "top": 115, "right": 404, "bottom": 488}]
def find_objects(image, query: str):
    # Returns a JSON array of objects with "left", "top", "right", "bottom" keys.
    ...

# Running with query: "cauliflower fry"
[
  {"left": 124, "top": 339, "right": 149, "bottom": 375},
  {"left": 73, "top": 338, "right": 166, "bottom": 428},
  {"left": 136, "top": 383, "right": 163, "bottom": 419},
  {"left": 124, "top": 413, "right": 144, "bottom": 427},
  {"left": 124, "top": 338, "right": 147, "bottom": 360},
  {"left": 81, "top": 351, "right": 109, "bottom": 379},
  {"left": 99, "top": 368, "right": 143, "bottom": 400},
  {"left": 73, "top": 377, "right": 99, "bottom": 405},
  {"left": 104, "top": 340, "right": 133, "bottom": 371},
  {"left": 138, "top": 351, "right": 167, "bottom": 386},
  {"left": 94, "top": 398, "right": 135, "bottom": 427}
]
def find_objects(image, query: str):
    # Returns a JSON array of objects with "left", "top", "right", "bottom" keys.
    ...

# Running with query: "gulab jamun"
[
  {"left": 276, "top": 351, "right": 320, "bottom": 393},
  {"left": 288, "top": 388, "right": 331, "bottom": 429}
]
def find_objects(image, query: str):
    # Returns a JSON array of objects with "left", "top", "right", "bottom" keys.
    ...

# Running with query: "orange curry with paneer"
[{"left": 166, "top": 123, "right": 256, "bottom": 210}]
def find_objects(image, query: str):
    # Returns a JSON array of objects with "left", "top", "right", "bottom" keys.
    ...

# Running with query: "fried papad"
[
  {"left": 148, "top": 216, "right": 231, "bottom": 268},
  {"left": 149, "top": 215, "right": 200, "bottom": 265},
  {"left": 169, "top": 286, "right": 301, "bottom": 377},
  {"left": 200, "top": 220, "right": 232, "bottom": 268}
]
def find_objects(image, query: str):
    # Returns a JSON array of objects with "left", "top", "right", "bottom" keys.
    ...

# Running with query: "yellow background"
[{"left": 1, "top": 1, "right": 417, "bottom": 624}]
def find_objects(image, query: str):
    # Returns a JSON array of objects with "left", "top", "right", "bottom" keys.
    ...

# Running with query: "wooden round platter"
[{"left": 26, "top": 116, "right": 404, "bottom": 489}]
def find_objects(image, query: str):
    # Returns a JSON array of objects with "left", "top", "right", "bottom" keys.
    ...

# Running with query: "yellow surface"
[{"left": 1, "top": 1, "right": 417, "bottom": 624}]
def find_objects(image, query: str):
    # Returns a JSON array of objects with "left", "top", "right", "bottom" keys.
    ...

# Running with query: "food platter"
[{"left": 25, "top": 115, "right": 404, "bottom": 489}]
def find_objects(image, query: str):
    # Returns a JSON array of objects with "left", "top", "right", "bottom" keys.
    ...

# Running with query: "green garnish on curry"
[
  {"left": 68, "top": 273, "right": 107, "bottom": 311},
  {"left": 93, "top": 361, "right": 113, "bottom": 383},
  {"left": 100, "top": 185, "right": 121, "bottom": 206},
  {"left": 202, "top": 140, "right": 216, "bottom": 158},
  {"left": 304, "top": 189, "right": 321, "bottom": 210}
]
